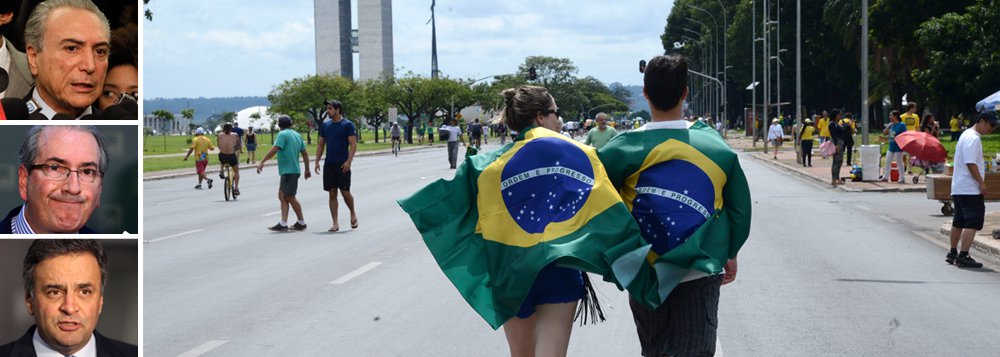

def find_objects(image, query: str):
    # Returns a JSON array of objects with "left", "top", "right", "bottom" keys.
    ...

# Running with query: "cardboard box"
[{"left": 927, "top": 174, "right": 951, "bottom": 200}]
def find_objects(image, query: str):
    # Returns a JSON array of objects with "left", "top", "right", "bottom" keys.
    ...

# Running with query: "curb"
[
  {"left": 143, "top": 144, "right": 445, "bottom": 181},
  {"left": 742, "top": 151, "right": 926, "bottom": 193},
  {"left": 938, "top": 223, "right": 1000, "bottom": 261}
]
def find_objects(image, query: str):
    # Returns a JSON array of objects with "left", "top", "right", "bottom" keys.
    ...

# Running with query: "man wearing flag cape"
[
  {"left": 598, "top": 55, "right": 752, "bottom": 357},
  {"left": 399, "top": 85, "right": 654, "bottom": 356}
]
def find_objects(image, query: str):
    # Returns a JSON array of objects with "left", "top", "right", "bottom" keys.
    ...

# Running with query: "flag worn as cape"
[
  {"left": 398, "top": 127, "right": 649, "bottom": 329},
  {"left": 598, "top": 120, "right": 752, "bottom": 309}
]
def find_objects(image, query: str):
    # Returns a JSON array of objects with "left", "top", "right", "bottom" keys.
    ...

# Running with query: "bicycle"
[
  {"left": 222, "top": 162, "right": 239, "bottom": 201},
  {"left": 391, "top": 137, "right": 401, "bottom": 157}
]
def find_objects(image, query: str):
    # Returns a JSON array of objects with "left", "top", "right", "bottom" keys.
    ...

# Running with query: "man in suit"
[
  {"left": 0, "top": 126, "right": 107, "bottom": 234},
  {"left": 0, "top": 240, "right": 137, "bottom": 356},
  {"left": 0, "top": 2, "right": 33, "bottom": 99},
  {"left": 23, "top": 0, "right": 110, "bottom": 119}
]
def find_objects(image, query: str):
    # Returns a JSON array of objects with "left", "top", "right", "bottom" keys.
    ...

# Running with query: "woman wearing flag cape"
[{"left": 399, "top": 85, "right": 652, "bottom": 356}]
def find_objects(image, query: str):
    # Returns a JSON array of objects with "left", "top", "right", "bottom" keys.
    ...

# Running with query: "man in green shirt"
[
  {"left": 584, "top": 112, "right": 618, "bottom": 149},
  {"left": 257, "top": 115, "right": 311, "bottom": 232}
]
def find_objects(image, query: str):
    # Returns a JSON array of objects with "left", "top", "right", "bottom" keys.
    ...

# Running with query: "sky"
[{"left": 143, "top": 0, "right": 674, "bottom": 99}]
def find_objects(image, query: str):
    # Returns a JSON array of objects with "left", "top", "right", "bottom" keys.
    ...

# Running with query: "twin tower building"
[{"left": 315, "top": 0, "right": 394, "bottom": 81}]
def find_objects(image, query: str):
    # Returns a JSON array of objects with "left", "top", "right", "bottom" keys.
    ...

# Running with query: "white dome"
[{"left": 215, "top": 106, "right": 280, "bottom": 132}]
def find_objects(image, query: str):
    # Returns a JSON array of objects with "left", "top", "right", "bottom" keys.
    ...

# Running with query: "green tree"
[
  {"left": 357, "top": 77, "right": 393, "bottom": 143},
  {"left": 268, "top": 74, "right": 356, "bottom": 133},
  {"left": 151, "top": 109, "right": 174, "bottom": 151},
  {"left": 180, "top": 108, "right": 195, "bottom": 135},
  {"left": 517, "top": 56, "right": 587, "bottom": 119},
  {"left": 386, "top": 74, "right": 437, "bottom": 143},
  {"left": 431, "top": 77, "right": 477, "bottom": 126}
]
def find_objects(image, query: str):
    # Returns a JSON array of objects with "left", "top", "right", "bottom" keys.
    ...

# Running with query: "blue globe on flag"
[
  {"left": 500, "top": 137, "right": 595, "bottom": 233},
  {"left": 631, "top": 160, "right": 716, "bottom": 254}
]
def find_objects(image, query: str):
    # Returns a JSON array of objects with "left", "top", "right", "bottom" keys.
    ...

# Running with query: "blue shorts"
[
  {"left": 516, "top": 263, "right": 584, "bottom": 318},
  {"left": 247, "top": 143, "right": 257, "bottom": 151}
]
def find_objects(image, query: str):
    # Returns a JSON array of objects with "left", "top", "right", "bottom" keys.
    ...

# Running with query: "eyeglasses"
[
  {"left": 101, "top": 90, "right": 138, "bottom": 104},
  {"left": 29, "top": 164, "right": 103, "bottom": 183},
  {"left": 540, "top": 108, "right": 560, "bottom": 117}
]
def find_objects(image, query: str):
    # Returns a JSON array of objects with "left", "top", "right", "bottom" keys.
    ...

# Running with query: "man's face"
[
  {"left": 18, "top": 128, "right": 103, "bottom": 233},
  {"left": 326, "top": 105, "right": 341, "bottom": 119},
  {"left": 597, "top": 117, "right": 607, "bottom": 129},
  {"left": 26, "top": 8, "right": 110, "bottom": 116},
  {"left": 25, "top": 253, "right": 104, "bottom": 356},
  {"left": 96, "top": 64, "right": 137, "bottom": 110}
]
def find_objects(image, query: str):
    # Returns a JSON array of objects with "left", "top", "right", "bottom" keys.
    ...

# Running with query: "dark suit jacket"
[
  {"left": 4, "top": 37, "right": 33, "bottom": 100},
  {"left": 0, "top": 325, "right": 137, "bottom": 357},
  {"left": 0, "top": 206, "right": 97, "bottom": 234}
]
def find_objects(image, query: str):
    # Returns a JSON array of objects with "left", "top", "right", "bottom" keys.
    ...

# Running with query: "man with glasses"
[
  {"left": 1, "top": 126, "right": 107, "bottom": 234},
  {"left": 584, "top": 112, "right": 618, "bottom": 150}
]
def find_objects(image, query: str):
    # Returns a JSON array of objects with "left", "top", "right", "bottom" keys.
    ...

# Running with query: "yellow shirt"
[
  {"left": 190, "top": 135, "right": 214, "bottom": 160},
  {"left": 950, "top": 117, "right": 960, "bottom": 131},
  {"left": 818, "top": 117, "right": 830, "bottom": 137},
  {"left": 800, "top": 125, "right": 816, "bottom": 140},
  {"left": 901, "top": 112, "right": 920, "bottom": 131}
]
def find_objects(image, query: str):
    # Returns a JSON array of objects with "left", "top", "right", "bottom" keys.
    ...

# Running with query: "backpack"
[{"left": 439, "top": 126, "right": 451, "bottom": 141}]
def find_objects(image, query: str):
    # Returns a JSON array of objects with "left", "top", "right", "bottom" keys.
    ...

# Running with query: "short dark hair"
[
  {"left": 222, "top": 123, "right": 233, "bottom": 132},
  {"left": 23, "top": 240, "right": 108, "bottom": 296},
  {"left": 890, "top": 110, "right": 901, "bottom": 120},
  {"left": 643, "top": 55, "right": 688, "bottom": 112},
  {"left": 325, "top": 99, "right": 343, "bottom": 111},
  {"left": 907, "top": 102, "right": 917, "bottom": 111}
]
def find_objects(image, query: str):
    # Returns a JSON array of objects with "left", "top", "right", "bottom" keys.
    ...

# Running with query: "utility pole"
[
  {"left": 429, "top": 0, "right": 439, "bottom": 79},
  {"left": 762, "top": 0, "right": 769, "bottom": 151},
  {"left": 752, "top": 0, "right": 757, "bottom": 142},
  {"left": 796, "top": 0, "right": 802, "bottom": 163},
  {"left": 861, "top": 0, "right": 870, "bottom": 145},
  {"left": 715, "top": 0, "right": 728, "bottom": 127}
]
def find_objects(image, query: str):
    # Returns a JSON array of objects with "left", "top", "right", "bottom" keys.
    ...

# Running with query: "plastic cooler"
[{"left": 859, "top": 145, "right": 881, "bottom": 181}]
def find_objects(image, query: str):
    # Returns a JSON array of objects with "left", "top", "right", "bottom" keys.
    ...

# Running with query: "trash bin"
[{"left": 859, "top": 144, "right": 881, "bottom": 181}]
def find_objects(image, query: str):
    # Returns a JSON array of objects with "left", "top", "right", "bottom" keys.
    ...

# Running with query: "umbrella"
[
  {"left": 977, "top": 89, "right": 1000, "bottom": 113},
  {"left": 895, "top": 131, "right": 947, "bottom": 163}
]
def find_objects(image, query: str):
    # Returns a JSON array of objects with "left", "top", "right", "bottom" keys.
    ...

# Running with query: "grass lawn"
[{"left": 143, "top": 130, "right": 409, "bottom": 172}]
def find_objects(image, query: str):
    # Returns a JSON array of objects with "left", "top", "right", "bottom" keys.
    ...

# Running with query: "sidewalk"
[{"left": 724, "top": 133, "right": 1000, "bottom": 262}]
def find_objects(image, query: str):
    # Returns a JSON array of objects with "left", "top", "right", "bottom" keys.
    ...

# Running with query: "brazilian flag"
[
  {"left": 398, "top": 127, "right": 650, "bottom": 329},
  {"left": 598, "top": 120, "right": 752, "bottom": 308}
]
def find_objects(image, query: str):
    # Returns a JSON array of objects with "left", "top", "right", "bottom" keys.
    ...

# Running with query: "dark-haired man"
[
  {"left": 314, "top": 99, "right": 359, "bottom": 232},
  {"left": 216, "top": 123, "right": 241, "bottom": 196},
  {"left": 0, "top": 239, "right": 137, "bottom": 356},
  {"left": 946, "top": 111, "right": 999, "bottom": 269},
  {"left": 1, "top": 126, "right": 107, "bottom": 234},
  {"left": 0, "top": 1, "right": 33, "bottom": 99},
  {"left": 597, "top": 55, "right": 751, "bottom": 357},
  {"left": 258, "top": 115, "right": 311, "bottom": 232},
  {"left": 24, "top": 0, "right": 110, "bottom": 119}
]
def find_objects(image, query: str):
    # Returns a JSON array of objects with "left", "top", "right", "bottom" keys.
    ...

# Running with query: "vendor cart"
[{"left": 927, "top": 173, "right": 1000, "bottom": 216}]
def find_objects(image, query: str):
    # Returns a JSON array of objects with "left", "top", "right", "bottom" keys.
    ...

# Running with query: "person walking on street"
[
  {"left": 598, "top": 55, "right": 751, "bottom": 357},
  {"left": 315, "top": 99, "right": 359, "bottom": 232},
  {"left": 799, "top": 118, "right": 816, "bottom": 167},
  {"left": 245, "top": 126, "right": 258, "bottom": 164},
  {"left": 183, "top": 128, "right": 214, "bottom": 190},
  {"left": 256, "top": 115, "right": 311, "bottom": 231},
  {"left": 468, "top": 118, "right": 484, "bottom": 148},
  {"left": 440, "top": 118, "right": 466, "bottom": 169},
  {"left": 767, "top": 118, "right": 784, "bottom": 159},
  {"left": 829, "top": 110, "right": 846, "bottom": 186},
  {"left": 584, "top": 113, "right": 618, "bottom": 150},
  {"left": 880, "top": 110, "right": 908, "bottom": 183},
  {"left": 946, "top": 111, "right": 999, "bottom": 269},
  {"left": 818, "top": 110, "right": 831, "bottom": 147}
]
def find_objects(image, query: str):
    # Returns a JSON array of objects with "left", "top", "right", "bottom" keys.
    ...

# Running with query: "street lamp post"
[
  {"left": 861, "top": 0, "right": 870, "bottom": 145},
  {"left": 752, "top": 0, "right": 758, "bottom": 142},
  {"left": 714, "top": 0, "right": 728, "bottom": 127},
  {"left": 688, "top": 4, "right": 725, "bottom": 123},
  {"left": 687, "top": 18, "right": 717, "bottom": 119}
]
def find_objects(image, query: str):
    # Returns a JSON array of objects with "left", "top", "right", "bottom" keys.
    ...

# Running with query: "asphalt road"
[{"left": 143, "top": 142, "right": 1000, "bottom": 356}]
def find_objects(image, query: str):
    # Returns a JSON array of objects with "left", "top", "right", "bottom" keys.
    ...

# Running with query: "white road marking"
[
  {"left": 878, "top": 215, "right": 899, "bottom": 224},
  {"left": 330, "top": 262, "right": 383, "bottom": 285},
  {"left": 855, "top": 204, "right": 872, "bottom": 211},
  {"left": 716, "top": 336, "right": 724, "bottom": 356},
  {"left": 262, "top": 211, "right": 281, "bottom": 217},
  {"left": 146, "top": 229, "right": 204, "bottom": 243},
  {"left": 177, "top": 340, "right": 228, "bottom": 357}
]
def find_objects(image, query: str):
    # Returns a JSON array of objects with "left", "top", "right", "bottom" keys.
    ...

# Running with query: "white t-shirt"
[
  {"left": 767, "top": 124, "right": 784, "bottom": 140},
  {"left": 952, "top": 128, "right": 985, "bottom": 195},
  {"left": 441, "top": 125, "right": 461, "bottom": 142}
]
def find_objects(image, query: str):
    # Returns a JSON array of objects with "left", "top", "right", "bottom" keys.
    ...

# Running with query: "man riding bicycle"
[
  {"left": 390, "top": 123, "right": 402, "bottom": 150},
  {"left": 217, "top": 123, "right": 241, "bottom": 196}
]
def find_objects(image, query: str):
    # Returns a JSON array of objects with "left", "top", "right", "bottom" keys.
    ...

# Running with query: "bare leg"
[
  {"left": 328, "top": 190, "right": 340, "bottom": 230},
  {"left": 950, "top": 226, "right": 962, "bottom": 249},
  {"left": 503, "top": 314, "right": 537, "bottom": 357},
  {"left": 278, "top": 191, "right": 290, "bottom": 223},
  {"left": 233, "top": 167, "right": 240, "bottom": 190},
  {"left": 532, "top": 302, "right": 577, "bottom": 357},
  {"left": 288, "top": 196, "right": 305, "bottom": 222},
  {"left": 960, "top": 228, "right": 977, "bottom": 251},
  {"left": 341, "top": 189, "right": 357, "bottom": 226}
]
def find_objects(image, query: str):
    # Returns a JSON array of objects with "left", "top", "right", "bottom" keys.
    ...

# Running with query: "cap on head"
[
  {"left": 804, "top": 119, "right": 812, "bottom": 123},
  {"left": 278, "top": 115, "right": 293, "bottom": 127},
  {"left": 195, "top": 127, "right": 205, "bottom": 135},
  {"left": 981, "top": 111, "right": 1000, "bottom": 126},
  {"left": 772, "top": 118, "right": 779, "bottom": 123}
]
